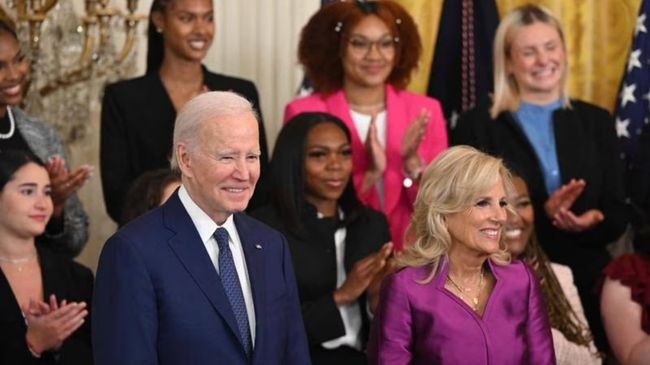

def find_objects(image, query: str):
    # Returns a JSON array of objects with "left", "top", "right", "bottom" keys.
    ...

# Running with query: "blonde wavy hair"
[
  {"left": 397, "top": 146, "right": 513, "bottom": 282},
  {"left": 490, "top": 4, "right": 570, "bottom": 118}
]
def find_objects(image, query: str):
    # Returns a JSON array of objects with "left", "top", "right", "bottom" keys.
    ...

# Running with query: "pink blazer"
[
  {"left": 368, "top": 259, "right": 556, "bottom": 365},
  {"left": 284, "top": 86, "right": 448, "bottom": 250}
]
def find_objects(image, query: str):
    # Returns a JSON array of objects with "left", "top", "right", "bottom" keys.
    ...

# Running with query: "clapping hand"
[
  {"left": 23, "top": 294, "right": 88, "bottom": 355},
  {"left": 552, "top": 208, "right": 604, "bottom": 232},
  {"left": 362, "top": 115, "right": 387, "bottom": 192},
  {"left": 333, "top": 242, "right": 393, "bottom": 307},
  {"left": 46, "top": 156, "right": 92, "bottom": 217},
  {"left": 401, "top": 109, "right": 430, "bottom": 159},
  {"left": 401, "top": 109, "right": 430, "bottom": 180},
  {"left": 367, "top": 244, "right": 401, "bottom": 313},
  {"left": 544, "top": 179, "right": 604, "bottom": 232}
]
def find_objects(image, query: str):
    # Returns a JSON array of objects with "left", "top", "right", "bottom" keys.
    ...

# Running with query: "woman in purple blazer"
[
  {"left": 284, "top": 1, "right": 448, "bottom": 250},
  {"left": 369, "top": 146, "right": 555, "bottom": 365}
]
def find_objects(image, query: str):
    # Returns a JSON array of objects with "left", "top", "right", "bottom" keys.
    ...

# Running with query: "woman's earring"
[{"left": 156, "top": 28, "right": 163, "bottom": 33}]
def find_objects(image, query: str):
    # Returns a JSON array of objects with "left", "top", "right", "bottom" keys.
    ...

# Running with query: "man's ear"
[{"left": 176, "top": 143, "right": 194, "bottom": 178}]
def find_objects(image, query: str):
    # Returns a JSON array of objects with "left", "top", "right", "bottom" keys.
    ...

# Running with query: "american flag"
[{"left": 614, "top": 0, "right": 650, "bottom": 169}]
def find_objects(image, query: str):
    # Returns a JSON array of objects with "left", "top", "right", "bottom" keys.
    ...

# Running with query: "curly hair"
[
  {"left": 397, "top": 146, "right": 513, "bottom": 282},
  {"left": 298, "top": 0, "right": 421, "bottom": 94}
]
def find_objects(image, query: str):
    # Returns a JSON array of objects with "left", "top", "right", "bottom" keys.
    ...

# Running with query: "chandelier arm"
[
  {"left": 34, "top": 0, "right": 59, "bottom": 15},
  {"left": 116, "top": 15, "right": 143, "bottom": 63}
]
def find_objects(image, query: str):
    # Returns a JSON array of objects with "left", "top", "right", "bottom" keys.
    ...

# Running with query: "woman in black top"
[
  {"left": 0, "top": 150, "right": 93, "bottom": 364},
  {"left": 252, "top": 112, "right": 392, "bottom": 365},
  {"left": 101, "top": 0, "right": 268, "bottom": 223}
]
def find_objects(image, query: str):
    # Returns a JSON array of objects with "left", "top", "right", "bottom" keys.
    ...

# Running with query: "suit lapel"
[
  {"left": 233, "top": 214, "right": 265, "bottom": 361},
  {"left": 39, "top": 248, "right": 67, "bottom": 300},
  {"left": 553, "top": 107, "right": 584, "bottom": 182},
  {"left": 162, "top": 195, "right": 243, "bottom": 348},
  {"left": 499, "top": 112, "right": 550, "bottom": 200},
  {"left": 325, "top": 91, "right": 368, "bottom": 174},
  {"left": 384, "top": 85, "right": 405, "bottom": 214}
]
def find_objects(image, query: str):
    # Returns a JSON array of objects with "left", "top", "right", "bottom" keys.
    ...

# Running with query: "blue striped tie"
[{"left": 214, "top": 227, "right": 252, "bottom": 357}]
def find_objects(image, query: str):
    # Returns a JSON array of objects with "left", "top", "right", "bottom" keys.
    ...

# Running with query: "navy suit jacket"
[{"left": 92, "top": 193, "right": 311, "bottom": 365}]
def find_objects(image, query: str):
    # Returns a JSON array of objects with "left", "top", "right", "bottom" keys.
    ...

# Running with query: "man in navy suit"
[{"left": 92, "top": 91, "right": 311, "bottom": 365}]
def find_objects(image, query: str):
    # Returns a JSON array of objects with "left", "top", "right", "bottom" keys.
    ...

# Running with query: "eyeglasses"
[{"left": 346, "top": 36, "right": 396, "bottom": 56}]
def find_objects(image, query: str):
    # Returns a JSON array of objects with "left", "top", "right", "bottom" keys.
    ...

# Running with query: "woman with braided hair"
[{"left": 505, "top": 172, "right": 600, "bottom": 364}]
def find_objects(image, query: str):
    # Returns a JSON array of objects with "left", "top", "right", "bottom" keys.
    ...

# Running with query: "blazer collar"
[
  {"left": 323, "top": 85, "right": 403, "bottom": 213},
  {"left": 161, "top": 193, "right": 249, "bottom": 354},
  {"left": 552, "top": 106, "right": 585, "bottom": 183}
]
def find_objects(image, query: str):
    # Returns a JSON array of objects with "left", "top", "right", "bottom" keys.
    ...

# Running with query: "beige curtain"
[
  {"left": 209, "top": 0, "right": 320, "bottom": 151},
  {"left": 399, "top": 0, "right": 642, "bottom": 112}
]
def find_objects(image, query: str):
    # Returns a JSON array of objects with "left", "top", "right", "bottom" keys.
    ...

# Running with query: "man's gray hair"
[{"left": 170, "top": 91, "right": 257, "bottom": 170}]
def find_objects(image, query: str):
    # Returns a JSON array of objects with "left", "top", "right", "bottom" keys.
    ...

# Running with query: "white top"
[
  {"left": 351, "top": 110, "right": 387, "bottom": 208},
  {"left": 178, "top": 185, "right": 256, "bottom": 345},
  {"left": 550, "top": 263, "right": 601, "bottom": 365},
  {"left": 319, "top": 212, "right": 362, "bottom": 350}
]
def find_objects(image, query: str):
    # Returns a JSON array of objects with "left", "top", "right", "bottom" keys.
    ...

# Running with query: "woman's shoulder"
[
  {"left": 203, "top": 70, "right": 259, "bottom": 94},
  {"left": 567, "top": 99, "right": 610, "bottom": 114},
  {"left": 353, "top": 204, "right": 388, "bottom": 223},
  {"left": 390, "top": 87, "right": 441, "bottom": 109},
  {"left": 104, "top": 73, "right": 152, "bottom": 93},
  {"left": 549, "top": 262, "right": 573, "bottom": 280},
  {"left": 12, "top": 108, "right": 52, "bottom": 133},
  {"left": 386, "top": 265, "right": 435, "bottom": 287},
  {"left": 604, "top": 253, "right": 650, "bottom": 281},
  {"left": 562, "top": 99, "right": 613, "bottom": 124},
  {"left": 493, "top": 259, "right": 535, "bottom": 282},
  {"left": 285, "top": 92, "right": 330, "bottom": 109},
  {"left": 38, "top": 246, "right": 94, "bottom": 282},
  {"left": 249, "top": 204, "right": 282, "bottom": 227}
]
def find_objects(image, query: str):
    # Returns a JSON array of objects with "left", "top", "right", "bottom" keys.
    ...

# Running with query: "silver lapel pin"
[{"left": 255, "top": 244, "right": 262, "bottom": 250}]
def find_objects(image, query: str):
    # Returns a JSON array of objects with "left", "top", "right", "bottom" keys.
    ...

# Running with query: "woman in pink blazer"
[
  {"left": 284, "top": 1, "right": 448, "bottom": 250},
  {"left": 369, "top": 146, "right": 555, "bottom": 364}
]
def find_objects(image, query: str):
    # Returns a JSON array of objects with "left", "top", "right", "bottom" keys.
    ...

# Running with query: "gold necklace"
[
  {"left": 348, "top": 102, "right": 386, "bottom": 115},
  {"left": 0, "top": 254, "right": 37, "bottom": 272},
  {"left": 447, "top": 268, "right": 485, "bottom": 311}
]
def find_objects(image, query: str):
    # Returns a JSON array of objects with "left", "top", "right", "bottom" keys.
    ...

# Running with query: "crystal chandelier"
[{"left": 2, "top": 0, "right": 145, "bottom": 144}]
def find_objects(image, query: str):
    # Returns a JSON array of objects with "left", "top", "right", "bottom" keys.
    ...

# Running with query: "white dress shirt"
[
  {"left": 319, "top": 211, "right": 363, "bottom": 351},
  {"left": 178, "top": 185, "right": 256, "bottom": 345}
]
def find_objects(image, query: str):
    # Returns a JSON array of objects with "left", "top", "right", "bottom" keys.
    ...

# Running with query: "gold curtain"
[{"left": 397, "top": 0, "right": 641, "bottom": 112}]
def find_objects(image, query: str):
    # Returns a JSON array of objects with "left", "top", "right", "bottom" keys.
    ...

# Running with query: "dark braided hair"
[{"left": 520, "top": 234, "right": 595, "bottom": 347}]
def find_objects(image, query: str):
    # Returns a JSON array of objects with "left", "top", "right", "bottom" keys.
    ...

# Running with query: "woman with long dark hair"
[
  {"left": 253, "top": 112, "right": 392, "bottom": 365},
  {"left": 100, "top": 0, "right": 268, "bottom": 223},
  {"left": 505, "top": 173, "right": 600, "bottom": 364}
]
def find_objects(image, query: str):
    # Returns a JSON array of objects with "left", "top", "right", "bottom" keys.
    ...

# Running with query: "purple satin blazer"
[{"left": 369, "top": 259, "right": 555, "bottom": 365}]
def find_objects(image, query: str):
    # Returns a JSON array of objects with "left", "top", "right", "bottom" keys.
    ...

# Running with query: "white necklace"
[
  {"left": 0, "top": 107, "right": 15, "bottom": 140},
  {"left": 0, "top": 254, "right": 37, "bottom": 272}
]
